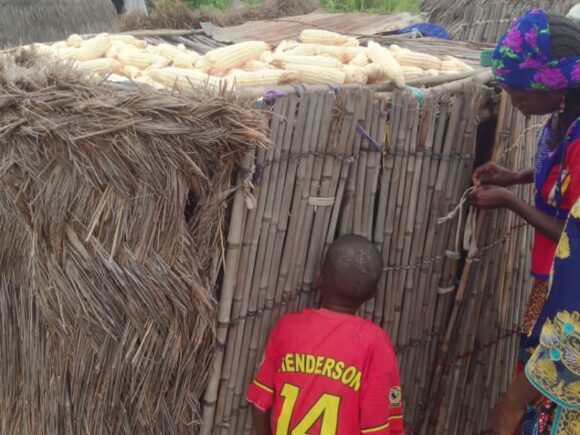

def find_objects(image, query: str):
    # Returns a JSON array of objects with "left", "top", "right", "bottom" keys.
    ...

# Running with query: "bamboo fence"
[
  {"left": 419, "top": 93, "right": 543, "bottom": 434},
  {"left": 200, "top": 58, "right": 543, "bottom": 432},
  {"left": 456, "top": 0, "right": 576, "bottom": 43}
]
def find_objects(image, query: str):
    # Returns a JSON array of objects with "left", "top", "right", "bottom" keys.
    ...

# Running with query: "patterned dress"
[{"left": 524, "top": 200, "right": 580, "bottom": 434}]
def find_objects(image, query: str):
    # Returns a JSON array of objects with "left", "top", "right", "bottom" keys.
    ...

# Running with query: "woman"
[
  {"left": 469, "top": 10, "right": 580, "bottom": 370},
  {"left": 490, "top": 199, "right": 580, "bottom": 434}
]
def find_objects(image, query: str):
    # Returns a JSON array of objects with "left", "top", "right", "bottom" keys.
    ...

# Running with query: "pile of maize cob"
[{"left": 24, "top": 30, "right": 475, "bottom": 91}]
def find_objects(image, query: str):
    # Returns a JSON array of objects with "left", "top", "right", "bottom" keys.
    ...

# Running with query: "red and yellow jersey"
[{"left": 246, "top": 308, "right": 403, "bottom": 435}]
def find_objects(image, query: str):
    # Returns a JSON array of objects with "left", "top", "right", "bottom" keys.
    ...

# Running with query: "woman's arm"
[
  {"left": 512, "top": 168, "right": 535, "bottom": 185},
  {"left": 490, "top": 372, "right": 541, "bottom": 435},
  {"left": 468, "top": 186, "right": 566, "bottom": 241},
  {"left": 506, "top": 194, "right": 566, "bottom": 241}
]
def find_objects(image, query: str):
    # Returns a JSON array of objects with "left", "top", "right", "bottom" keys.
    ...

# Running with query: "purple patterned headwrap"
[{"left": 492, "top": 8, "right": 580, "bottom": 91}]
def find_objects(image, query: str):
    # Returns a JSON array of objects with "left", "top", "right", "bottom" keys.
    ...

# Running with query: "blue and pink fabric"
[{"left": 491, "top": 8, "right": 580, "bottom": 91}]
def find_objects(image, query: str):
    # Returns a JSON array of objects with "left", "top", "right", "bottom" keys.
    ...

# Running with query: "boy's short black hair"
[{"left": 320, "top": 235, "right": 383, "bottom": 304}]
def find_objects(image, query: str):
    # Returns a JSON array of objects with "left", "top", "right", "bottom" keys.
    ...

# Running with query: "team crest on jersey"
[{"left": 389, "top": 386, "right": 402, "bottom": 408}]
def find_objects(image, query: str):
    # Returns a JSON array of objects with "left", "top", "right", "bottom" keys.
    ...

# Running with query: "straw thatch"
[
  {"left": 120, "top": 0, "right": 318, "bottom": 31},
  {"left": 0, "top": 0, "right": 119, "bottom": 49},
  {"left": 422, "top": 0, "right": 576, "bottom": 37},
  {"left": 0, "top": 52, "right": 270, "bottom": 434}
]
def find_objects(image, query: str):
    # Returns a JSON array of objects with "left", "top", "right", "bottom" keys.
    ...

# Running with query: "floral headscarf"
[{"left": 492, "top": 8, "right": 580, "bottom": 91}]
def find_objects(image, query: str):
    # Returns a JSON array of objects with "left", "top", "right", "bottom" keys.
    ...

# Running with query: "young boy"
[{"left": 246, "top": 235, "right": 404, "bottom": 435}]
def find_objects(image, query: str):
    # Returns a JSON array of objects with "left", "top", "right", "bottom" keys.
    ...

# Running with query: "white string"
[{"left": 437, "top": 186, "right": 476, "bottom": 253}]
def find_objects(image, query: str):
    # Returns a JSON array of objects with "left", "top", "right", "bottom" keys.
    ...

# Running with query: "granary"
[{"left": 0, "top": 8, "right": 553, "bottom": 435}]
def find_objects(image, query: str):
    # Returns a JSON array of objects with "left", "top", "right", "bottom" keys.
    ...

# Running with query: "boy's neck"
[{"left": 320, "top": 301, "right": 359, "bottom": 316}]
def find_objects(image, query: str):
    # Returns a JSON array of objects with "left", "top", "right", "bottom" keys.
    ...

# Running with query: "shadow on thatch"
[
  {"left": 422, "top": 0, "right": 576, "bottom": 36},
  {"left": 0, "top": 52, "right": 270, "bottom": 433},
  {"left": 121, "top": 0, "right": 318, "bottom": 31},
  {"left": 0, "top": 0, "right": 120, "bottom": 49}
]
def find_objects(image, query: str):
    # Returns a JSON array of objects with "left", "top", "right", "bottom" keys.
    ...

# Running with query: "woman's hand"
[
  {"left": 473, "top": 162, "right": 520, "bottom": 187},
  {"left": 468, "top": 185, "right": 515, "bottom": 209}
]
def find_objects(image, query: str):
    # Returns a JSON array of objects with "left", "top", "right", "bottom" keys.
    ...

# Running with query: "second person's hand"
[{"left": 472, "top": 162, "right": 519, "bottom": 187}]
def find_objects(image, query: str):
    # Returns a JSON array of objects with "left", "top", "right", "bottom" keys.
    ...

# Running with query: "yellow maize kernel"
[{"left": 367, "top": 41, "right": 405, "bottom": 88}]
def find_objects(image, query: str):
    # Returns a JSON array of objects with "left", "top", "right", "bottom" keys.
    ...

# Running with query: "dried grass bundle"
[
  {"left": 120, "top": 0, "right": 318, "bottom": 31},
  {"left": 422, "top": 0, "right": 575, "bottom": 37},
  {"left": 0, "top": 0, "right": 119, "bottom": 49},
  {"left": 0, "top": 52, "right": 270, "bottom": 434}
]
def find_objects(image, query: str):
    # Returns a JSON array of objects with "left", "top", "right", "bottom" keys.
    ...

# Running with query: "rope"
[{"left": 437, "top": 186, "right": 476, "bottom": 254}]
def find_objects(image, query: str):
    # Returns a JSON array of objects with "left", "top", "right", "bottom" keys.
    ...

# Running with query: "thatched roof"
[
  {"left": 0, "top": 53, "right": 270, "bottom": 433},
  {"left": 422, "top": 0, "right": 576, "bottom": 37},
  {"left": 1, "top": 0, "right": 119, "bottom": 49}
]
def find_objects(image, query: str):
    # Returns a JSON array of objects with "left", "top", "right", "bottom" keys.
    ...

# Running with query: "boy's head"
[{"left": 317, "top": 235, "right": 383, "bottom": 308}]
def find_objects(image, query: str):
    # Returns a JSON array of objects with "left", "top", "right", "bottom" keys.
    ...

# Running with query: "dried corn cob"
[
  {"left": 366, "top": 41, "right": 404, "bottom": 88},
  {"left": 299, "top": 29, "right": 351, "bottom": 46},
  {"left": 226, "top": 70, "right": 297, "bottom": 88},
  {"left": 342, "top": 66, "right": 368, "bottom": 85},
  {"left": 273, "top": 54, "right": 343, "bottom": 69},
  {"left": 364, "top": 63, "right": 384, "bottom": 83},
  {"left": 133, "top": 75, "right": 165, "bottom": 89},
  {"left": 51, "top": 41, "right": 68, "bottom": 50},
  {"left": 349, "top": 51, "right": 369, "bottom": 67},
  {"left": 67, "top": 34, "right": 83, "bottom": 48},
  {"left": 115, "top": 48, "right": 169, "bottom": 70},
  {"left": 150, "top": 43, "right": 200, "bottom": 68},
  {"left": 400, "top": 66, "right": 425, "bottom": 80},
  {"left": 284, "top": 64, "right": 346, "bottom": 85},
  {"left": 282, "top": 44, "right": 363, "bottom": 63},
  {"left": 426, "top": 69, "right": 440, "bottom": 76},
  {"left": 205, "top": 41, "right": 269, "bottom": 73},
  {"left": 344, "top": 37, "right": 360, "bottom": 47},
  {"left": 392, "top": 50, "right": 442, "bottom": 70},
  {"left": 30, "top": 44, "right": 58, "bottom": 57},
  {"left": 75, "top": 58, "right": 122, "bottom": 75},
  {"left": 274, "top": 40, "right": 299, "bottom": 54},
  {"left": 68, "top": 34, "right": 111, "bottom": 61},
  {"left": 148, "top": 67, "right": 222, "bottom": 92},
  {"left": 110, "top": 35, "right": 147, "bottom": 49},
  {"left": 441, "top": 55, "right": 474, "bottom": 72},
  {"left": 260, "top": 51, "right": 274, "bottom": 64},
  {"left": 242, "top": 60, "right": 272, "bottom": 71},
  {"left": 123, "top": 65, "right": 142, "bottom": 79}
]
